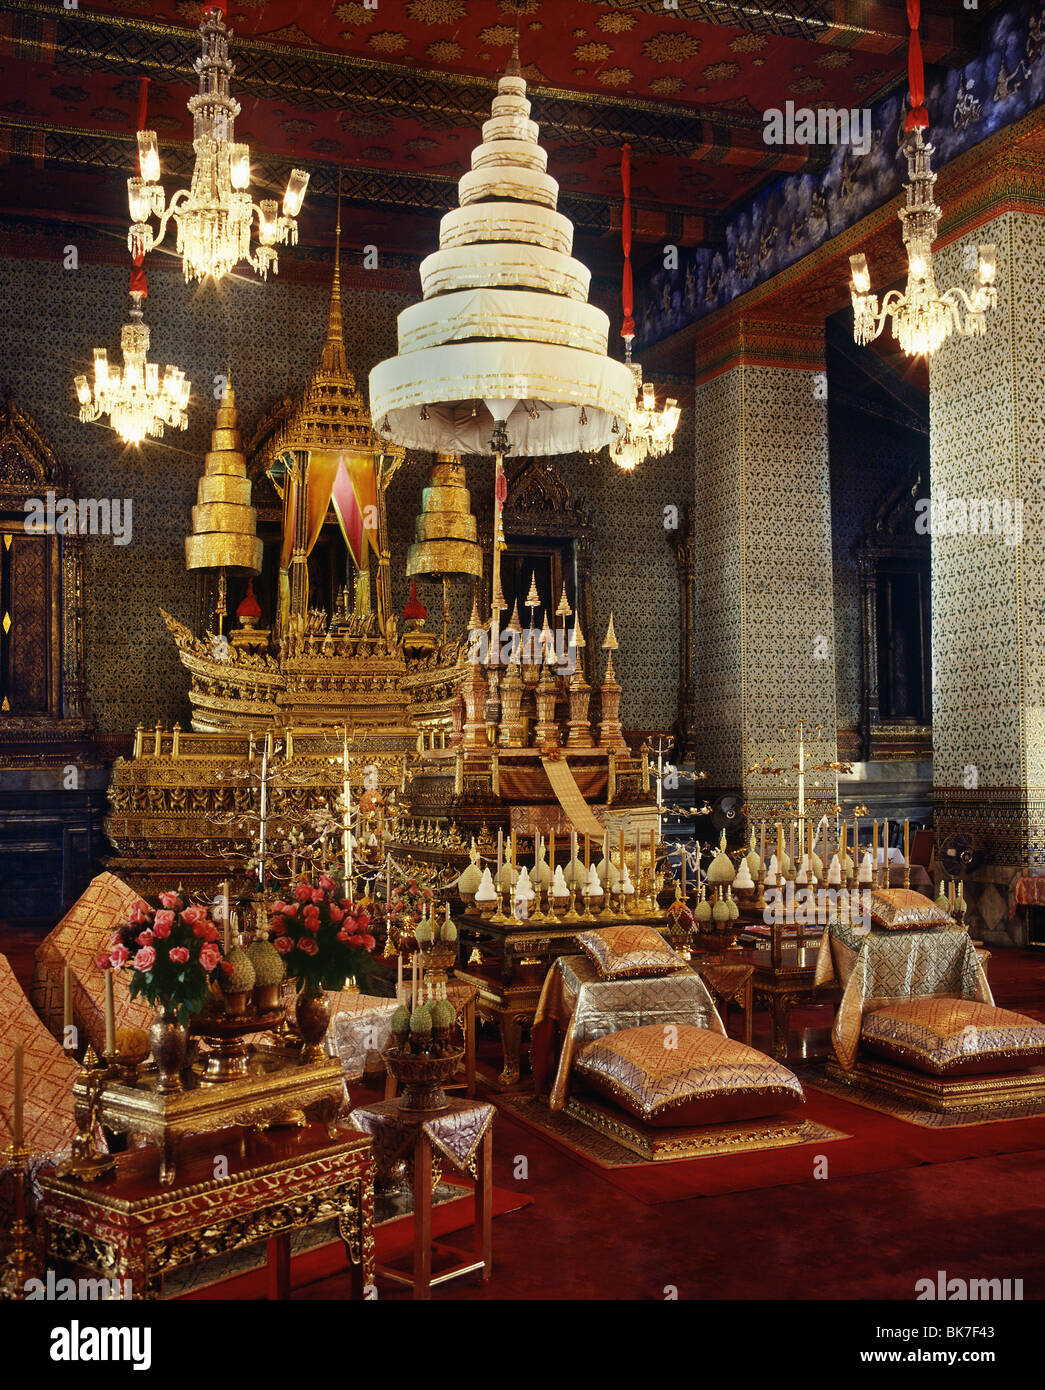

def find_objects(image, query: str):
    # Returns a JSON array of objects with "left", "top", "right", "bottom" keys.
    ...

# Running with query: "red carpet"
[
  {"left": 495, "top": 1085, "right": 1045, "bottom": 1204},
  {"left": 178, "top": 1183, "right": 530, "bottom": 1299}
]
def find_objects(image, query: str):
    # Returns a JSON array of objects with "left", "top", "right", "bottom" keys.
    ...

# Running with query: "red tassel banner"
[
  {"left": 620, "top": 143, "right": 634, "bottom": 341},
  {"left": 905, "top": 0, "right": 929, "bottom": 130}
]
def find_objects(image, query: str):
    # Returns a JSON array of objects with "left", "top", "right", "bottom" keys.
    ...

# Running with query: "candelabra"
[{"left": 127, "top": 5, "right": 308, "bottom": 283}]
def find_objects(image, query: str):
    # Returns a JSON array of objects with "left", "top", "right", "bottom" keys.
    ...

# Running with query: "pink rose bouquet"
[
  {"left": 102, "top": 892, "right": 223, "bottom": 1024},
  {"left": 269, "top": 876, "right": 376, "bottom": 992}
]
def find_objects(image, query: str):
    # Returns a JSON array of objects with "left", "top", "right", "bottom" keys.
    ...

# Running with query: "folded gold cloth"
[
  {"left": 534, "top": 953, "right": 725, "bottom": 1111},
  {"left": 350, "top": 1097, "right": 494, "bottom": 1180},
  {"left": 32, "top": 871, "right": 154, "bottom": 1054},
  {"left": 814, "top": 921, "right": 992, "bottom": 1071}
]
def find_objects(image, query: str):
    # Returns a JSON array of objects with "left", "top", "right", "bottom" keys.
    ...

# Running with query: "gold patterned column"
[
  {"left": 930, "top": 208, "right": 1045, "bottom": 942},
  {"left": 693, "top": 317, "right": 837, "bottom": 811}
]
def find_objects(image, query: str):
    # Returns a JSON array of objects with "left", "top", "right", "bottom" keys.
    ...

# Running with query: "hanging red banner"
[
  {"left": 905, "top": 0, "right": 929, "bottom": 130},
  {"left": 620, "top": 143, "right": 634, "bottom": 340}
]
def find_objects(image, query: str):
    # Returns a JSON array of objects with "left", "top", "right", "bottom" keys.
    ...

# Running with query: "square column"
[
  {"left": 930, "top": 211, "right": 1045, "bottom": 942},
  {"left": 693, "top": 319, "right": 838, "bottom": 813}
]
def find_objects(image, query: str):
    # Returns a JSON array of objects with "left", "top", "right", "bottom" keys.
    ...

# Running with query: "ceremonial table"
[
  {"left": 705, "top": 941, "right": 838, "bottom": 1061},
  {"left": 696, "top": 954, "right": 754, "bottom": 1046},
  {"left": 350, "top": 1097, "right": 494, "bottom": 1300},
  {"left": 38, "top": 1124, "right": 375, "bottom": 1300},
  {"left": 454, "top": 909, "right": 672, "bottom": 1088}
]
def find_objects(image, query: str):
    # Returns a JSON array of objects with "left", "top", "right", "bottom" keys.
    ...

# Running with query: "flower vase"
[
  {"left": 295, "top": 983, "right": 331, "bottom": 1061},
  {"left": 149, "top": 1007, "right": 188, "bottom": 1093}
]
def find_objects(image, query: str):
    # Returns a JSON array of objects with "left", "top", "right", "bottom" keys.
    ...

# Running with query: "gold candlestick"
[{"left": 0, "top": 1139, "right": 43, "bottom": 1297}]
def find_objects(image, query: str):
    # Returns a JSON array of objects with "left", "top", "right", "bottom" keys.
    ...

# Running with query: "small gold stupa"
[{"left": 185, "top": 382, "right": 263, "bottom": 574}]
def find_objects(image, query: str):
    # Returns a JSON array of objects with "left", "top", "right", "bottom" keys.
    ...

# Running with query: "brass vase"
[
  {"left": 149, "top": 1007, "right": 188, "bottom": 1093},
  {"left": 295, "top": 983, "right": 331, "bottom": 1061}
]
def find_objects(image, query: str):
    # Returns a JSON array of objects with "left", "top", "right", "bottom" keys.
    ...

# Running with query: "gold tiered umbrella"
[
  {"left": 185, "top": 380, "right": 263, "bottom": 576},
  {"left": 406, "top": 454, "right": 483, "bottom": 641},
  {"left": 369, "top": 44, "right": 634, "bottom": 458}
]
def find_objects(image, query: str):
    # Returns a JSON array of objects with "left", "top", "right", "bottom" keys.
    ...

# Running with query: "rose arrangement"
[
  {"left": 100, "top": 893, "right": 223, "bottom": 1025},
  {"left": 269, "top": 874, "right": 376, "bottom": 992}
]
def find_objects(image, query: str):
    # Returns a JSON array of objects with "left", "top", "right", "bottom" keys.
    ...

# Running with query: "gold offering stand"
[{"left": 71, "top": 1037, "right": 344, "bottom": 1186}]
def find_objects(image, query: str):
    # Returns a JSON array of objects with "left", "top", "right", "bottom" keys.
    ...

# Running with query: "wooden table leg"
[
  {"left": 771, "top": 994, "right": 790, "bottom": 1061},
  {"left": 267, "top": 1233, "right": 291, "bottom": 1300},
  {"left": 465, "top": 997, "right": 476, "bottom": 1098},
  {"left": 384, "top": 1068, "right": 398, "bottom": 1101},
  {"left": 477, "top": 1127, "right": 493, "bottom": 1283},
  {"left": 413, "top": 1132, "right": 432, "bottom": 1300}
]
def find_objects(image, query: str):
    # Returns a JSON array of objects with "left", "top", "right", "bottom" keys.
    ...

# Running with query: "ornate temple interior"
[{"left": 1, "top": 0, "right": 1044, "bottom": 1340}]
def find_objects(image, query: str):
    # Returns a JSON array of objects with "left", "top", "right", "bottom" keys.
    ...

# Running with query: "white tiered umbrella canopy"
[{"left": 370, "top": 57, "right": 635, "bottom": 457}]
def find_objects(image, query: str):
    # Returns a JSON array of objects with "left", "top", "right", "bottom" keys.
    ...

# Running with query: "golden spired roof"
[
  {"left": 267, "top": 206, "right": 401, "bottom": 465},
  {"left": 369, "top": 41, "right": 634, "bottom": 458}
]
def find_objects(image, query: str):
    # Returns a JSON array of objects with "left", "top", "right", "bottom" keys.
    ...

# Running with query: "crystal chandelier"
[
  {"left": 74, "top": 292, "right": 190, "bottom": 446},
  {"left": 611, "top": 144, "right": 680, "bottom": 471},
  {"left": 611, "top": 364, "right": 681, "bottom": 471},
  {"left": 847, "top": 0, "right": 996, "bottom": 358},
  {"left": 127, "top": 4, "right": 308, "bottom": 283},
  {"left": 849, "top": 129, "right": 997, "bottom": 357}
]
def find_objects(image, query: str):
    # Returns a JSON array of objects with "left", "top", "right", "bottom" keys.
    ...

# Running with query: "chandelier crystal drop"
[
  {"left": 74, "top": 293, "right": 190, "bottom": 446},
  {"left": 127, "top": 5, "right": 308, "bottom": 283},
  {"left": 849, "top": 129, "right": 996, "bottom": 358}
]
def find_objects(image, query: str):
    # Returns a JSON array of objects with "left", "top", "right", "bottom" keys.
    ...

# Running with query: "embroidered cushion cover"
[
  {"left": 867, "top": 888, "right": 954, "bottom": 931},
  {"left": 574, "top": 1023, "right": 804, "bottom": 1127},
  {"left": 576, "top": 924, "right": 688, "bottom": 979},
  {"left": 861, "top": 996, "right": 1045, "bottom": 1076}
]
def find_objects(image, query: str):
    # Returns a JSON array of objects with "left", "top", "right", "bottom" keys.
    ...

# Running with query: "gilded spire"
[
  {"left": 602, "top": 611, "right": 619, "bottom": 650},
  {"left": 320, "top": 175, "right": 347, "bottom": 378}
]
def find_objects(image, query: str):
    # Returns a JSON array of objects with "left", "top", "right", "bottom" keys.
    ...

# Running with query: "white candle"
[
  {"left": 222, "top": 880, "right": 231, "bottom": 954},
  {"left": 397, "top": 953, "right": 403, "bottom": 1004},
  {"left": 497, "top": 829, "right": 503, "bottom": 879}
]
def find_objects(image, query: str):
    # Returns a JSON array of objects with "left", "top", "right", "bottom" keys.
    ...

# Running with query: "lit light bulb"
[
  {"left": 849, "top": 253, "right": 870, "bottom": 295},
  {"left": 229, "top": 143, "right": 251, "bottom": 191},
  {"left": 283, "top": 169, "right": 310, "bottom": 218},
  {"left": 137, "top": 130, "right": 161, "bottom": 184}
]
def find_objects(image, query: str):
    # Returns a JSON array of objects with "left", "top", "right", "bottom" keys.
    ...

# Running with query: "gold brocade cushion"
[
  {"left": 574, "top": 1023, "right": 804, "bottom": 1127},
  {"left": 861, "top": 997, "right": 1045, "bottom": 1076},
  {"left": 576, "top": 925, "right": 687, "bottom": 979},
  {"left": 868, "top": 888, "right": 954, "bottom": 931}
]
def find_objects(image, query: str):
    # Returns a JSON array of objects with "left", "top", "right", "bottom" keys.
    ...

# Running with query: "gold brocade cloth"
[
  {"left": 534, "top": 953, "right": 726, "bottom": 1111},
  {"left": 698, "top": 957, "right": 754, "bottom": 1006},
  {"left": 349, "top": 1097, "right": 494, "bottom": 1180},
  {"left": 540, "top": 756, "right": 606, "bottom": 838},
  {"left": 814, "top": 922, "right": 993, "bottom": 1071}
]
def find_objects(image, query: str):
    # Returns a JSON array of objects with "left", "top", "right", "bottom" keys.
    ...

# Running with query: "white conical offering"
[
  {"left": 458, "top": 842, "right": 482, "bottom": 896},
  {"left": 475, "top": 867, "right": 498, "bottom": 904},
  {"left": 619, "top": 865, "right": 634, "bottom": 897},
  {"left": 733, "top": 857, "right": 754, "bottom": 891},
  {"left": 552, "top": 864, "right": 569, "bottom": 901},
  {"left": 514, "top": 866, "right": 534, "bottom": 902},
  {"left": 585, "top": 863, "right": 604, "bottom": 898},
  {"left": 827, "top": 853, "right": 842, "bottom": 886},
  {"left": 858, "top": 851, "right": 874, "bottom": 884},
  {"left": 766, "top": 853, "right": 781, "bottom": 883},
  {"left": 370, "top": 45, "right": 634, "bottom": 457},
  {"left": 796, "top": 856, "right": 809, "bottom": 886}
]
